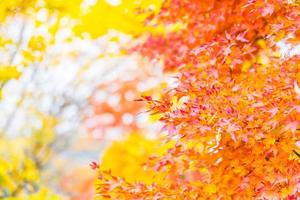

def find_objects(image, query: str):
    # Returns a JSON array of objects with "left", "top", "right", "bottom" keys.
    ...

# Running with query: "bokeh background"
[{"left": 0, "top": 0, "right": 168, "bottom": 199}]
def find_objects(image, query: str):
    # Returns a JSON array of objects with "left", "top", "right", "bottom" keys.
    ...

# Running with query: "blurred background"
[{"left": 0, "top": 0, "right": 168, "bottom": 199}]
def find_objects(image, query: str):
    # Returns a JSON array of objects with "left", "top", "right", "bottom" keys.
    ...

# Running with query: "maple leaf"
[
  {"left": 285, "top": 121, "right": 299, "bottom": 134},
  {"left": 293, "top": 81, "right": 300, "bottom": 99},
  {"left": 90, "top": 161, "right": 99, "bottom": 170},
  {"left": 261, "top": 4, "right": 275, "bottom": 17}
]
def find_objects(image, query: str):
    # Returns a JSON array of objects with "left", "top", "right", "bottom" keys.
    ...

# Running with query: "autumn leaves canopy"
[{"left": 96, "top": 0, "right": 300, "bottom": 199}]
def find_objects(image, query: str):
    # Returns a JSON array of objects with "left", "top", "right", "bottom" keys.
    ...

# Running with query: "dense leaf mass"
[
  {"left": 97, "top": 0, "right": 300, "bottom": 199},
  {"left": 135, "top": 0, "right": 300, "bottom": 72}
]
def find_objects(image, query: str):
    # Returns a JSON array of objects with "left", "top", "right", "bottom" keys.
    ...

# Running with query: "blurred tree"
[
  {"left": 0, "top": 114, "right": 60, "bottom": 199},
  {"left": 74, "top": 0, "right": 163, "bottom": 38},
  {"left": 83, "top": 55, "right": 166, "bottom": 139},
  {"left": 0, "top": 0, "right": 167, "bottom": 199}
]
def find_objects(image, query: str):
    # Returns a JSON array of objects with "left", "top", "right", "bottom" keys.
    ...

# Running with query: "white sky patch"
[{"left": 106, "top": 0, "right": 122, "bottom": 6}]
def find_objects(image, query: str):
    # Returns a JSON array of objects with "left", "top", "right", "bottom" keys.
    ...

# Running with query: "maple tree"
[
  {"left": 96, "top": 0, "right": 300, "bottom": 199},
  {"left": 83, "top": 55, "right": 166, "bottom": 139},
  {"left": 1, "top": 0, "right": 299, "bottom": 199}
]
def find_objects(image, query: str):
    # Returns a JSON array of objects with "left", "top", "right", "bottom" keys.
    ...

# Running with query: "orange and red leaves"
[
  {"left": 135, "top": 0, "right": 300, "bottom": 72},
  {"left": 97, "top": 0, "right": 300, "bottom": 198},
  {"left": 90, "top": 161, "right": 100, "bottom": 170}
]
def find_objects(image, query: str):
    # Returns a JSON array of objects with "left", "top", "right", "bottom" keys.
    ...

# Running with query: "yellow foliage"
[
  {"left": 28, "top": 36, "right": 46, "bottom": 52},
  {"left": 256, "top": 39, "right": 267, "bottom": 49},
  {"left": 204, "top": 184, "right": 218, "bottom": 195},
  {"left": 25, "top": 187, "right": 61, "bottom": 200},
  {"left": 99, "top": 133, "right": 169, "bottom": 184},
  {"left": 149, "top": 113, "right": 161, "bottom": 122},
  {"left": 0, "top": 0, "right": 37, "bottom": 21},
  {"left": 45, "top": 0, "right": 83, "bottom": 16},
  {"left": 0, "top": 115, "right": 58, "bottom": 198},
  {"left": 0, "top": 138, "right": 39, "bottom": 197},
  {"left": 0, "top": 66, "right": 21, "bottom": 81},
  {"left": 241, "top": 60, "right": 252, "bottom": 72},
  {"left": 22, "top": 50, "right": 36, "bottom": 66},
  {"left": 74, "top": 0, "right": 163, "bottom": 38}
]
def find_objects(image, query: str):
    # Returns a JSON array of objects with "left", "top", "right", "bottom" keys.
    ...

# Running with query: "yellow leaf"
[
  {"left": 241, "top": 60, "right": 252, "bottom": 72},
  {"left": 204, "top": 184, "right": 217, "bottom": 195},
  {"left": 256, "top": 39, "right": 267, "bottom": 49},
  {"left": 281, "top": 187, "right": 292, "bottom": 198},
  {"left": 28, "top": 36, "right": 46, "bottom": 52},
  {"left": 0, "top": 66, "right": 21, "bottom": 81}
]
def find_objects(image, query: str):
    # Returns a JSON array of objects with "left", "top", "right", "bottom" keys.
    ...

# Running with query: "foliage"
[
  {"left": 2, "top": 0, "right": 299, "bottom": 199},
  {"left": 0, "top": 115, "right": 59, "bottom": 199},
  {"left": 84, "top": 78, "right": 145, "bottom": 138},
  {"left": 95, "top": 134, "right": 172, "bottom": 199},
  {"left": 74, "top": 0, "right": 163, "bottom": 38},
  {"left": 83, "top": 56, "right": 166, "bottom": 139},
  {"left": 96, "top": 0, "right": 300, "bottom": 199},
  {"left": 0, "top": 0, "right": 165, "bottom": 198}
]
